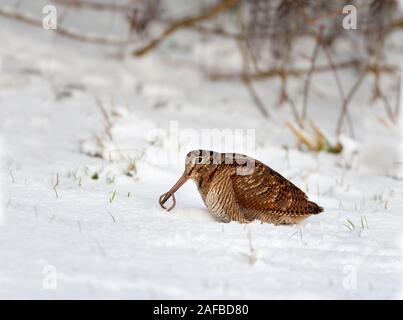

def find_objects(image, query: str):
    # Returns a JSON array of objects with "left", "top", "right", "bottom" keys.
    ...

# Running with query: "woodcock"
[{"left": 159, "top": 150, "right": 323, "bottom": 224}]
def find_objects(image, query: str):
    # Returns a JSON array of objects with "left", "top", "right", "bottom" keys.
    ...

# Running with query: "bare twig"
[
  {"left": 9, "top": 170, "right": 15, "bottom": 183},
  {"left": 275, "top": 65, "right": 303, "bottom": 127},
  {"left": 109, "top": 190, "right": 117, "bottom": 203},
  {"left": 93, "top": 237, "right": 106, "bottom": 257},
  {"left": 301, "top": 27, "right": 323, "bottom": 123},
  {"left": 286, "top": 93, "right": 303, "bottom": 128},
  {"left": 159, "top": 191, "right": 176, "bottom": 211},
  {"left": 96, "top": 98, "right": 113, "bottom": 140},
  {"left": 336, "top": 71, "right": 367, "bottom": 136},
  {"left": 286, "top": 121, "right": 316, "bottom": 151},
  {"left": 209, "top": 60, "right": 394, "bottom": 81},
  {"left": 13, "top": 0, "right": 23, "bottom": 10},
  {"left": 34, "top": 206, "right": 39, "bottom": 219},
  {"left": 57, "top": 3, "right": 72, "bottom": 26},
  {"left": 50, "top": 0, "right": 133, "bottom": 12},
  {"left": 378, "top": 90, "right": 396, "bottom": 123},
  {"left": 395, "top": 74, "right": 401, "bottom": 119},
  {"left": 132, "top": 0, "right": 240, "bottom": 57},
  {"left": 243, "top": 78, "right": 269, "bottom": 118},
  {"left": 106, "top": 209, "right": 116, "bottom": 223},
  {"left": 0, "top": 6, "right": 130, "bottom": 46},
  {"left": 191, "top": 24, "right": 315, "bottom": 40},
  {"left": 322, "top": 45, "right": 355, "bottom": 138},
  {"left": 245, "top": 227, "right": 257, "bottom": 266},
  {"left": 52, "top": 173, "right": 59, "bottom": 198},
  {"left": 238, "top": 38, "right": 269, "bottom": 118},
  {"left": 305, "top": 3, "right": 366, "bottom": 27}
]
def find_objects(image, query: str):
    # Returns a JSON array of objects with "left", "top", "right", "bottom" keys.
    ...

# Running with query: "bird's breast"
[{"left": 199, "top": 172, "right": 233, "bottom": 222}]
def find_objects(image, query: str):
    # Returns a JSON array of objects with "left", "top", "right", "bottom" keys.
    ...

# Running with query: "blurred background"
[
  {"left": 0, "top": 0, "right": 402, "bottom": 299},
  {"left": 1, "top": 0, "right": 402, "bottom": 169}
]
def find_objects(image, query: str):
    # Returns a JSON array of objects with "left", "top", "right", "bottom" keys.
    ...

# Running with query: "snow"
[
  {"left": 0, "top": 139, "right": 3, "bottom": 226},
  {"left": 0, "top": 1, "right": 403, "bottom": 299}
]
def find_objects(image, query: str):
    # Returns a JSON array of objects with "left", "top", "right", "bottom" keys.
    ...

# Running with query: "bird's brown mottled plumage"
[{"left": 160, "top": 150, "right": 323, "bottom": 224}]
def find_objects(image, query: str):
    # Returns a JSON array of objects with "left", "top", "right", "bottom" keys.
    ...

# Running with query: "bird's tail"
[{"left": 308, "top": 201, "right": 323, "bottom": 215}]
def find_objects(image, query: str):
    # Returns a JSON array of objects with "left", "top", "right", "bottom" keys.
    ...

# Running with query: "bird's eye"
[{"left": 194, "top": 157, "right": 204, "bottom": 164}]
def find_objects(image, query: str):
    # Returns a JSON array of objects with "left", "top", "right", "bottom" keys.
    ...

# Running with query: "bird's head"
[
  {"left": 159, "top": 150, "right": 220, "bottom": 210},
  {"left": 184, "top": 150, "right": 221, "bottom": 180}
]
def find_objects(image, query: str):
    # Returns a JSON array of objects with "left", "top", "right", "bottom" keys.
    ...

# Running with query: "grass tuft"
[
  {"left": 344, "top": 219, "right": 355, "bottom": 231},
  {"left": 109, "top": 190, "right": 117, "bottom": 203}
]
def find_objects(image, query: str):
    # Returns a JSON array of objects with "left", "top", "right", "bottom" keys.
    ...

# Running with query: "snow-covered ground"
[{"left": 0, "top": 3, "right": 403, "bottom": 299}]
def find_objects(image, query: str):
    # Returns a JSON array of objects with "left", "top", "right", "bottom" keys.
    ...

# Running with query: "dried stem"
[
  {"left": 286, "top": 121, "right": 315, "bottom": 151},
  {"left": 336, "top": 70, "right": 367, "bottom": 136},
  {"left": 286, "top": 92, "right": 303, "bottom": 128},
  {"left": 0, "top": 6, "right": 130, "bottom": 46},
  {"left": 96, "top": 98, "right": 113, "bottom": 141},
  {"left": 301, "top": 27, "right": 323, "bottom": 124},
  {"left": 209, "top": 60, "right": 393, "bottom": 81},
  {"left": 379, "top": 90, "right": 396, "bottom": 123},
  {"left": 50, "top": 0, "right": 133, "bottom": 12},
  {"left": 106, "top": 209, "right": 116, "bottom": 223},
  {"left": 132, "top": 0, "right": 240, "bottom": 57},
  {"left": 395, "top": 74, "right": 402, "bottom": 119},
  {"left": 243, "top": 78, "right": 270, "bottom": 118},
  {"left": 9, "top": 170, "right": 15, "bottom": 183},
  {"left": 238, "top": 37, "right": 269, "bottom": 118},
  {"left": 322, "top": 45, "right": 355, "bottom": 138},
  {"left": 52, "top": 173, "right": 59, "bottom": 199}
]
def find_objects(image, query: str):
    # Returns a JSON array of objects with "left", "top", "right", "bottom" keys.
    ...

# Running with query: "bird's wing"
[{"left": 230, "top": 161, "right": 310, "bottom": 216}]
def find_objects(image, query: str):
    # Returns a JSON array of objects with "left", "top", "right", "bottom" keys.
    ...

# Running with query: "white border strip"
[{"left": 0, "top": 138, "right": 4, "bottom": 226}]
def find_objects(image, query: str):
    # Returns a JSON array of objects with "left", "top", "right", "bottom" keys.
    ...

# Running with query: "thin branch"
[
  {"left": 52, "top": 173, "right": 59, "bottom": 199},
  {"left": 305, "top": 2, "right": 366, "bottom": 27},
  {"left": 243, "top": 78, "right": 270, "bottom": 118},
  {"left": 132, "top": 0, "right": 240, "bottom": 57},
  {"left": 191, "top": 24, "right": 315, "bottom": 41},
  {"left": 379, "top": 90, "right": 396, "bottom": 123},
  {"left": 0, "top": 6, "right": 130, "bottom": 46},
  {"left": 322, "top": 47, "right": 345, "bottom": 101},
  {"left": 58, "top": 6, "right": 71, "bottom": 26},
  {"left": 336, "top": 71, "right": 367, "bottom": 136},
  {"left": 286, "top": 94, "right": 303, "bottom": 128},
  {"left": 244, "top": 38, "right": 262, "bottom": 74},
  {"left": 209, "top": 59, "right": 394, "bottom": 81},
  {"left": 322, "top": 45, "right": 355, "bottom": 138},
  {"left": 190, "top": 16, "right": 403, "bottom": 42},
  {"left": 301, "top": 27, "right": 323, "bottom": 123},
  {"left": 9, "top": 170, "right": 15, "bottom": 183},
  {"left": 96, "top": 97, "right": 113, "bottom": 140},
  {"left": 371, "top": 66, "right": 396, "bottom": 123},
  {"left": 395, "top": 74, "right": 401, "bottom": 119},
  {"left": 245, "top": 227, "right": 257, "bottom": 265},
  {"left": 106, "top": 209, "right": 116, "bottom": 223},
  {"left": 50, "top": 0, "right": 133, "bottom": 12},
  {"left": 237, "top": 36, "right": 269, "bottom": 118}
]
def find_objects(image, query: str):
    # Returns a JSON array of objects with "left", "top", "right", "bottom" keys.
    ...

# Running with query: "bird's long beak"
[{"left": 159, "top": 172, "right": 189, "bottom": 211}]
